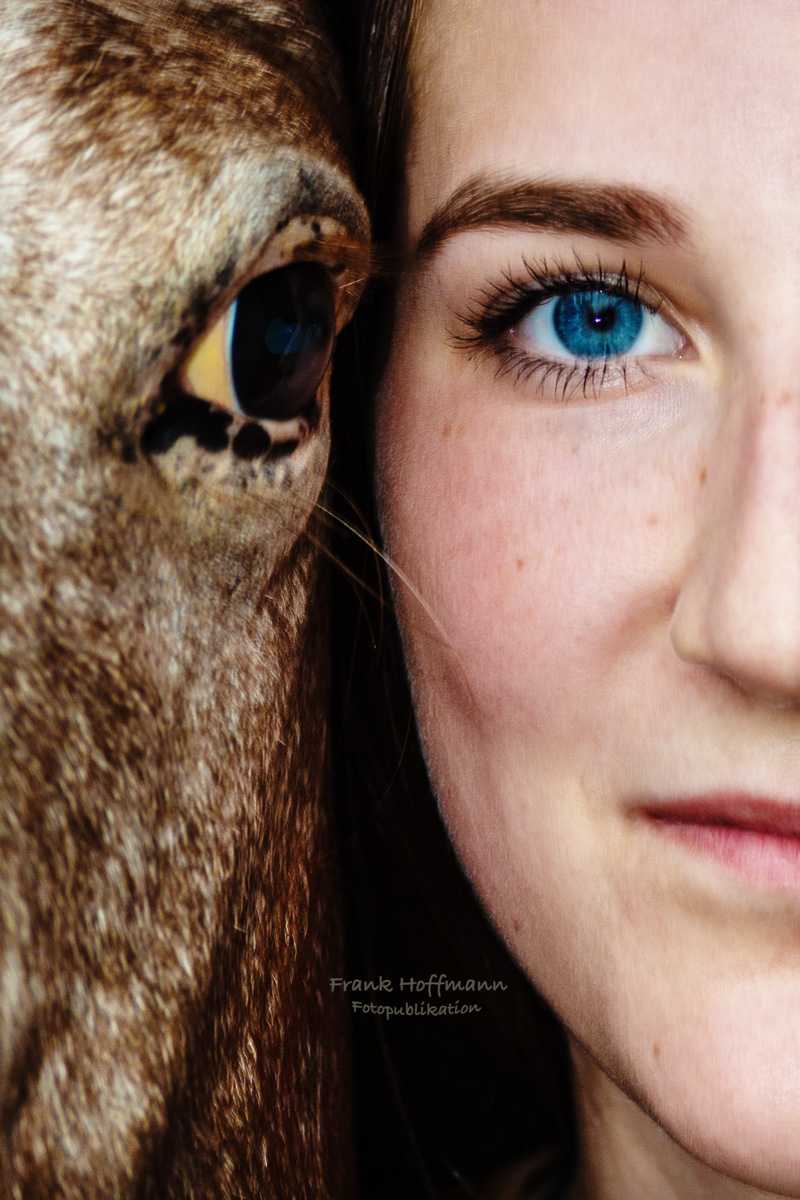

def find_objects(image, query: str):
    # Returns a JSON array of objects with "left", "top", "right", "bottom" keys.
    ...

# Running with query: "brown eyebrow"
[{"left": 416, "top": 174, "right": 690, "bottom": 258}]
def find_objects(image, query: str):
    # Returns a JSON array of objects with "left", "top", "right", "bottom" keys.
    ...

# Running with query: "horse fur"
[{"left": 0, "top": 2, "right": 368, "bottom": 1195}]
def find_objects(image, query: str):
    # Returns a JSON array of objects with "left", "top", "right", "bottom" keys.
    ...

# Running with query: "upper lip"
[{"left": 641, "top": 794, "right": 800, "bottom": 840}]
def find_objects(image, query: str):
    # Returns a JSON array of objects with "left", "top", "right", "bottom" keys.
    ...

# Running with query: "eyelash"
[{"left": 452, "top": 257, "right": 673, "bottom": 401}]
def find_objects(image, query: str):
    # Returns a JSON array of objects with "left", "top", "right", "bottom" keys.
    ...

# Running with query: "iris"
[{"left": 552, "top": 291, "right": 644, "bottom": 359}]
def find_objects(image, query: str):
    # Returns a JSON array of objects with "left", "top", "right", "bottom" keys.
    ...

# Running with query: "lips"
[{"left": 642, "top": 795, "right": 800, "bottom": 887}]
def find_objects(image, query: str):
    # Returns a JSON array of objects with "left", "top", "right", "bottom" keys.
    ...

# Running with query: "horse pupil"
[{"left": 231, "top": 262, "right": 334, "bottom": 420}]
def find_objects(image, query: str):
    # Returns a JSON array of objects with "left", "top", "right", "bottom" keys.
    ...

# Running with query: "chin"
[
  {"left": 623, "top": 992, "right": 800, "bottom": 1193},
  {"left": 658, "top": 1099, "right": 800, "bottom": 1194}
]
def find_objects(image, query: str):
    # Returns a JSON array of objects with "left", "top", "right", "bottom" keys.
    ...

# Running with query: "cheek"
[
  {"left": 376, "top": 347, "right": 780, "bottom": 1160},
  {"left": 375, "top": 344, "right": 708, "bottom": 1000},
  {"left": 377, "top": 360, "right": 695, "bottom": 741}
]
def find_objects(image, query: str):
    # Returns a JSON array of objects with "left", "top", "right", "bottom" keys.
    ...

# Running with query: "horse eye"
[{"left": 180, "top": 262, "right": 335, "bottom": 421}]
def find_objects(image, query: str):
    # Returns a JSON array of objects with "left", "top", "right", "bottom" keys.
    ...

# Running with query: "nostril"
[{"left": 671, "top": 571, "right": 800, "bottom": 708}]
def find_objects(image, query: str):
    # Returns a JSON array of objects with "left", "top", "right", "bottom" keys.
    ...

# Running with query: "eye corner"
[{"left": 291, "top": 234, "right": 371, "bottom": 324}]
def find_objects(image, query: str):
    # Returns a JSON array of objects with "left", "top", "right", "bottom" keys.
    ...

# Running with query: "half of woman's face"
[{"left": 377, "top": 0, "right": 800, "bottom": 1191}]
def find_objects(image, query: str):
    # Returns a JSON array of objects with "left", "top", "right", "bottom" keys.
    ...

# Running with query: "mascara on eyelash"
[{"left": 453, "top": 256, "right": 652, "bottom": 349}]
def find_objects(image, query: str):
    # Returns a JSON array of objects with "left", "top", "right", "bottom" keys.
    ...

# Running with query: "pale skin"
[{"left": 376, "top": 2, "right": 800, "bottom": 1198}]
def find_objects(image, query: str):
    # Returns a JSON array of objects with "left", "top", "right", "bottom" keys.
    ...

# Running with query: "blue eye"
[{"left": 516, "top": 288, "right": 682, "bottom": 362}]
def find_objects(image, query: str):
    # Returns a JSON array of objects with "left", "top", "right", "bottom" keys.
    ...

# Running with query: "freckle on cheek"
[
  {"left": 699, "top": 467, "right": 707, "bottom": 486},
  {"left": 653, "top": 1043, "right": 661, "bottom": 1060}
]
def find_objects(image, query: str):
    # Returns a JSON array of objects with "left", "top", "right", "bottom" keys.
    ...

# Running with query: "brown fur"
[{"left": 0, "top": 2, "right": 368, "bottom": 1195}]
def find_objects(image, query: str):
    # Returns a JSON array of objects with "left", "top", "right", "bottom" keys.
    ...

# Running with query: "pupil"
[
  {"left": 553, "top": 290, "right": 643, "bottom": 358},
  {"left": 590, "top": 306, "right": 617, "bottom": 333},
  {"left": 230, "top": 262, "right": 335, "bottom": 421}
]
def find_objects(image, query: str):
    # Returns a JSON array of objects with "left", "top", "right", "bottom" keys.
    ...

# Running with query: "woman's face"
[{"left": 377, "top": 1, "right": 800, "bottom": 1191}]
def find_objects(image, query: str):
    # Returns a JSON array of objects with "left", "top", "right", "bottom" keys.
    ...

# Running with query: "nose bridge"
[{"left": 670, "top": 380, "right": 800, "bottom": 703}]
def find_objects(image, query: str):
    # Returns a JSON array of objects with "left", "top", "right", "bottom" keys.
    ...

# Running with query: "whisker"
[
  {"left": 315, "top": 501, "right": 454, "bottom": 647},
  {"left": 315, "top": 498, "right": 479, "bottom": 711}
]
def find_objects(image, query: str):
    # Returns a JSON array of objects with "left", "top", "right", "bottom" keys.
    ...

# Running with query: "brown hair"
[{"left": 330, "top": 2, "right": 577, "bottom": 1196}]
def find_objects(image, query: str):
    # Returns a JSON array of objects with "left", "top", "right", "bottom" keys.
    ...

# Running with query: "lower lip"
[{"left": 649, "top": 817, "right": 800, "bottom": 888}]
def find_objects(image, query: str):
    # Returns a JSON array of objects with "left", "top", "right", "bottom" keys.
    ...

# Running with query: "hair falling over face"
[{"left": 330, "top": 3, "right": 576, "bottom": 1197}]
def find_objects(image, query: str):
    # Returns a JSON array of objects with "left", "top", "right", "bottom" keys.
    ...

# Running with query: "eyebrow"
[{"left": 416, "top": 174, "right": 690, "bottom": 258}]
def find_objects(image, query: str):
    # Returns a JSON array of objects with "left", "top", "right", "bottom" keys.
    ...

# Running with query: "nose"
[{"left": 670, "top": 385, "right": 800, "bottom": 705}]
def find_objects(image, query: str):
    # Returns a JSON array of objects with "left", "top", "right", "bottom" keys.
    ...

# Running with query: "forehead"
[{"left": 406, "top": 0, "right": 800, "bottom": 238}]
